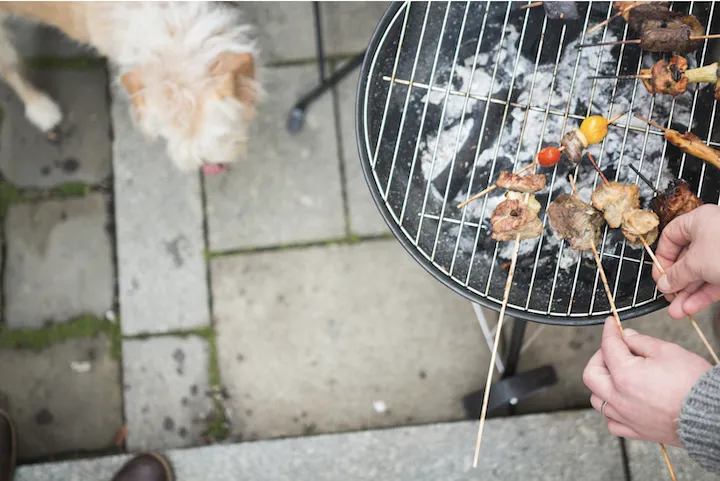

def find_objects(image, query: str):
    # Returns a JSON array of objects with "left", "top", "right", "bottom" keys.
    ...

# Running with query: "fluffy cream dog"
[{"left": 0, "top": 2, "right": 258, "bottom": 172}]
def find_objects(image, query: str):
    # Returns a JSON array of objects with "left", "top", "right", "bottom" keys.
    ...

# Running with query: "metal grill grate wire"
[{"left": 359, "top": 1, "right": 720, "bottom": 324}]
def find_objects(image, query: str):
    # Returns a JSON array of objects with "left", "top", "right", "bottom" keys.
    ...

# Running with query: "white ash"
[{"left": 418, "top": 24, "right": 695, "bottom": 267}]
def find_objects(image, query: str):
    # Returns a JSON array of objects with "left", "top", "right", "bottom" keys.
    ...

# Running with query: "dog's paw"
[{"left": 25, "top": 95, "right": 63, "bottom": 133}]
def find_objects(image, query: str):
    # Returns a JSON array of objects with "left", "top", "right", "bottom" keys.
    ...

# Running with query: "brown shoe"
[
  {"left": 111, "top": 453, "right": 173, "bottom": 481},
  {"left": 0, "top": 409, "right": 16, "bottom": 481}
]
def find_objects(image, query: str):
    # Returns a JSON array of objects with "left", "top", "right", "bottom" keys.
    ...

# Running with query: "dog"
[{"left": 0, "top": 2, "right": 259, "bottom": 172}]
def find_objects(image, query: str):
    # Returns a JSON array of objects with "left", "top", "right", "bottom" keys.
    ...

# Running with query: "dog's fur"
[{"left": 0, "top": 2, "right": 259, "bottom": 171}]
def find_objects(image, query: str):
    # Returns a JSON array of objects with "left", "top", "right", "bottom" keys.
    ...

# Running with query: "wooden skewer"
[
  {"left": 568, "top": 173, "right": 624, "bottom": 331},
  {"left": 639, "top": 236, "right": 720, "bottom": 364},
  {"left": 458, "top": 146, "right": 567, "bottom": 209},
  {"left": 520, "top": 1, "right": 543, "bottom": 9},
  {"left": 472, "top": 230, "right": 522, "bottom": 467},
  {"left": 457, "top": 162, "right": 536, "bottom": 209},
  {"left": 588, "top": 74, "right": 653, "bottom": 80},
  {"left": 587, "top": 2, "right": 645, "bottom": 35},
  {"left": 608, "top": 111, "right": 628, "bottom": 125},
  {"left": 587, "top": 11, "right": 624, "bottom": 34},
  {"left": 568, "top": 173, "right": 676, "bottom": 480},
  {"left": 585, "top": 152, "right": 610, "bottom": 185},
  {"left": 581, "top": 34, "right": 720, "bottom": 49},
  {"left": 634, "top": 114, "right": 667, "bottom": 132}
]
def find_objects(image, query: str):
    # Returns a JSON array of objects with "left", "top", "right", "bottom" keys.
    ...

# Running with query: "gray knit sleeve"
[{"left": 679, "top": 364, "right": 720, "bottom": 474}]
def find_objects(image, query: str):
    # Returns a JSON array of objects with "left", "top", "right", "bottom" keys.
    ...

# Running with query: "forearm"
[{"left": 680, "top": 364, "right": 720, "bottom": 474}]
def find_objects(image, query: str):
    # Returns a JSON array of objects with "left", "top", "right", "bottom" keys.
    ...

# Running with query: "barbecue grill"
[{"left": 357, "top": 0, "right": 720, "bottom": 328}]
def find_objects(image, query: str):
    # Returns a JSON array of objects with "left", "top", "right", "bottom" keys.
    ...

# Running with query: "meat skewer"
[
  {"left": 588, "top": 161, "right": 719, "bottom": 365},
  {"left": 458, "top": 112, "right": 627, "bottom": 209},
  {"left": 519, "top": 1, "right": 580, "bottom": 21},
  {"left": 579, "top": 31, "right": 720, "bottom": 54},
  {"left": 586, "top": 1, "right": 654, "bottom": 35},
  {"left": 589, "top": 56, "right": 720, "bottom": 99},
  {"left": 625, "top": 168, "right": 719, "bottom": 364},
  {"left": 556, "top": 174, "right": 678, "bottom": 481},
  {"left": 473, "top": 186, "right": 542, "bottom": 467},
  {"left": 634, "top": 114, "right": 720, "bottom": 170},
  {"left": 627, "top": 165, "right": 704, "bottom": 231}
]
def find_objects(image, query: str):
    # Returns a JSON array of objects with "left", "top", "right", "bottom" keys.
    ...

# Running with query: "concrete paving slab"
[
  {"left": 321, "top": 2, "right": 389, "bottom": 56},
  {"left": 205, "top": 65, "right": 344, "bottom": 251},
  {"left": 627, "top": 441, "right": 719, "bottom": 481},
  {"left": 4, "top": 194, "right": 113, "bottom": 329},
  {"left": 211, "top": 239, "right": 484, "bottom": 441},
  {"left": 240, "top": 2, "right": 316, "bottom": 63},
  {"left": 16, "top": 410, "right": 624, "bottom": 481},
  {"left": 5, "top": 16, "right": 99, "bottom": 59},
  {"left": 336, "top": 64, "right": 389, "bottom": 237},
  {"left": 111, "top": 88, "right": 210, "bottom": 336},
  {"left": 122, "top": 336, "right": 212, "bottom": 452},
  {"left": 512, "top": 307, "right": 719, "bottom": 415},
  {"left": 0, "top": 335, "right": 122, "bottom": 460},
  {"left": 0, "top": 68, "right": 111, "bottom": 188}
]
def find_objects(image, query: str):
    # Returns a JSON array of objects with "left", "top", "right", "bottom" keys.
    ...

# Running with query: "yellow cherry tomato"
[{"left": 580, "top": 115, "right": 609, "bottom": 145}]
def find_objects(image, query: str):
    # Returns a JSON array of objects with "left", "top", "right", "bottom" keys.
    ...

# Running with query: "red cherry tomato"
[{"left": 537, "top": 146, "right": 561, "bottom": 167}]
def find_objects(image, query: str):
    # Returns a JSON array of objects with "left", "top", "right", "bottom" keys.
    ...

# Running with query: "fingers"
[
  {"left": 590, "top": 394, "right": 628, "bottom": 424},
  {"left": 656, "top": 211, "right": 695, "bottom": 265},
  {"left": 583, "top": 349, "right": 614, "bottom": 400},
  {"left": 682, "top": 284, "right": 720, "bottom": 318},
  {"left": 606, "top": 420, "right": 643, "bottom": 440},
  {"left": 657, "top": 255, "right": 700, "bottom": 295},
  {"left": 621, "top": 329, "right": 665, "bottom": 358},
  {"left": 601, "top": 317, "right": 634, "bottom": 373}
]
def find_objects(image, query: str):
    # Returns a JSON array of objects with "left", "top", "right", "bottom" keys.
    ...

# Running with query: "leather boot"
[
  {"left": 111, "top": 453, "right": 173, "bottom": 481},
  {"left": 0, "top": 409, "right": 16, "bottom": 481}
]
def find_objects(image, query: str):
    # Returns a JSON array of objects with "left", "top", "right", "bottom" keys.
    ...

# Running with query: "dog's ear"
[
  {"left": 210, "top": 52, "right": 257, "bottom": 107},
  {"left": 120, "top": 69, "right": 147, "bottom": 114}
]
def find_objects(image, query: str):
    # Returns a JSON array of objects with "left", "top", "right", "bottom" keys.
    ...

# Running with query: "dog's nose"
[{"left": 202, "top": 163, "right": 227, "bottom": 175}]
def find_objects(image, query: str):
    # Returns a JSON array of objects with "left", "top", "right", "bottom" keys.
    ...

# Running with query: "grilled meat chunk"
[
  {"left": 496, "top": 171, "right": 547, "bottom": 193},
  {"left": 490, "top": 198, "right": 543, "bottom": 242},
  {"left": 621, "top": 209, "right": 659, "bottom": 246},
  {"left": 664, "top": 130, "right": 720, "bottom": 169},
  {"left": 560, "top": 129, "right": 588, "bottom": 164},
  {"left": 591, "top": 182, "right": 641, "bottom": 229},
  {"left": 639, "top": 22, "right": 702, "bottom": 54},
  {"left": 547, "top": 194, "right": 604, "bottom": 251},
  {"left": 640, "top": 55, "right": 688, "bottom": 96},
  {"left": 652, "top": 179, "right": 703, "bottom": 230},
  {"left": 543, "top": 1, "right": 580, "bottom": 21},
  {"left": 622, "top": 2, "right": 673, "bottom": 31}
]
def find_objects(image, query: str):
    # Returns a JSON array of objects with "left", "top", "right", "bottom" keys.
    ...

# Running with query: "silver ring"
[{"left": 601, "top": 400, "right": 611, "bottom": 420}]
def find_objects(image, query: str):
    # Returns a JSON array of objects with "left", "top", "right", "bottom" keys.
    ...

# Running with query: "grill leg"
[
  {"left": 462, "top": 312, "right": 558, "bottom": 419},
  {"left": 286, "top": 52, "right": 366, "bottom": 133}
]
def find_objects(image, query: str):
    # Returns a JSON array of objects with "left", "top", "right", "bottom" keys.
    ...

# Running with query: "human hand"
[
  {"left": 652, "top": 204, "right": 720, "bottom": 320},
  {"left": 583, "top": 318, "right": 712, "bottom": 446}
]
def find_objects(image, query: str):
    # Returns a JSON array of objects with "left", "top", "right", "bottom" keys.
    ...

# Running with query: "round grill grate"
[{"left": 357, "top": 1, "right": 720, "bottom": 325}]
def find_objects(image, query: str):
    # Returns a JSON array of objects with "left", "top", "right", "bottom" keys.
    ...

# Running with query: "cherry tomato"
[{"left": 537, "top": 146, "right": 561, "bottom": 167}]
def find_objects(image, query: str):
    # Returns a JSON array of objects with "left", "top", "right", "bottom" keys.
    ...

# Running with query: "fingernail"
[
  {"left": 624, "top": 328, "right": 638, "bottom": 336},
  {"left": 657, "top": 275, "right": 671, "bottom": 293}
]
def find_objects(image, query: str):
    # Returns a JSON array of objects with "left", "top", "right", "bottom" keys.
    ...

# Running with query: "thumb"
[
  {"left": 657, "top": 255, "right": 700, "bottom": 294},
  {"left": 621, "top": 330, "right": 665, "bottom": 358},
  {"left": 601, "top": 317, "right": 633, "bottom": 373}
]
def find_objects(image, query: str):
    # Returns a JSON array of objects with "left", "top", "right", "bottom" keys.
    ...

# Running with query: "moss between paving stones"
[
  {"left": 208, "top": 233, "right": 393, "bottom": 259},
  {"left": 25, "top": 56, "right": 106, "bottom": 70},
  {"left": 124, "top": 327, "right": 229, "bottom": 441},
  {"left": 0, "top": 180, "right": 94, "bottom": 219},
  {"left": 0, "top": 314, "right": 120, "bottom": 355}
]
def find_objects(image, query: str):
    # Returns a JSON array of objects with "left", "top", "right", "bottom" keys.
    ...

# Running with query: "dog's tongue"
[{"left": 202, "top": 163, "right": 227, "bottom": 175}]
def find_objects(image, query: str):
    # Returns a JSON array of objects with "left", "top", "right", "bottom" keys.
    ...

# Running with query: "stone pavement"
[{"left": 0, "top": 3, "right": 717, "bottom": 480}]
